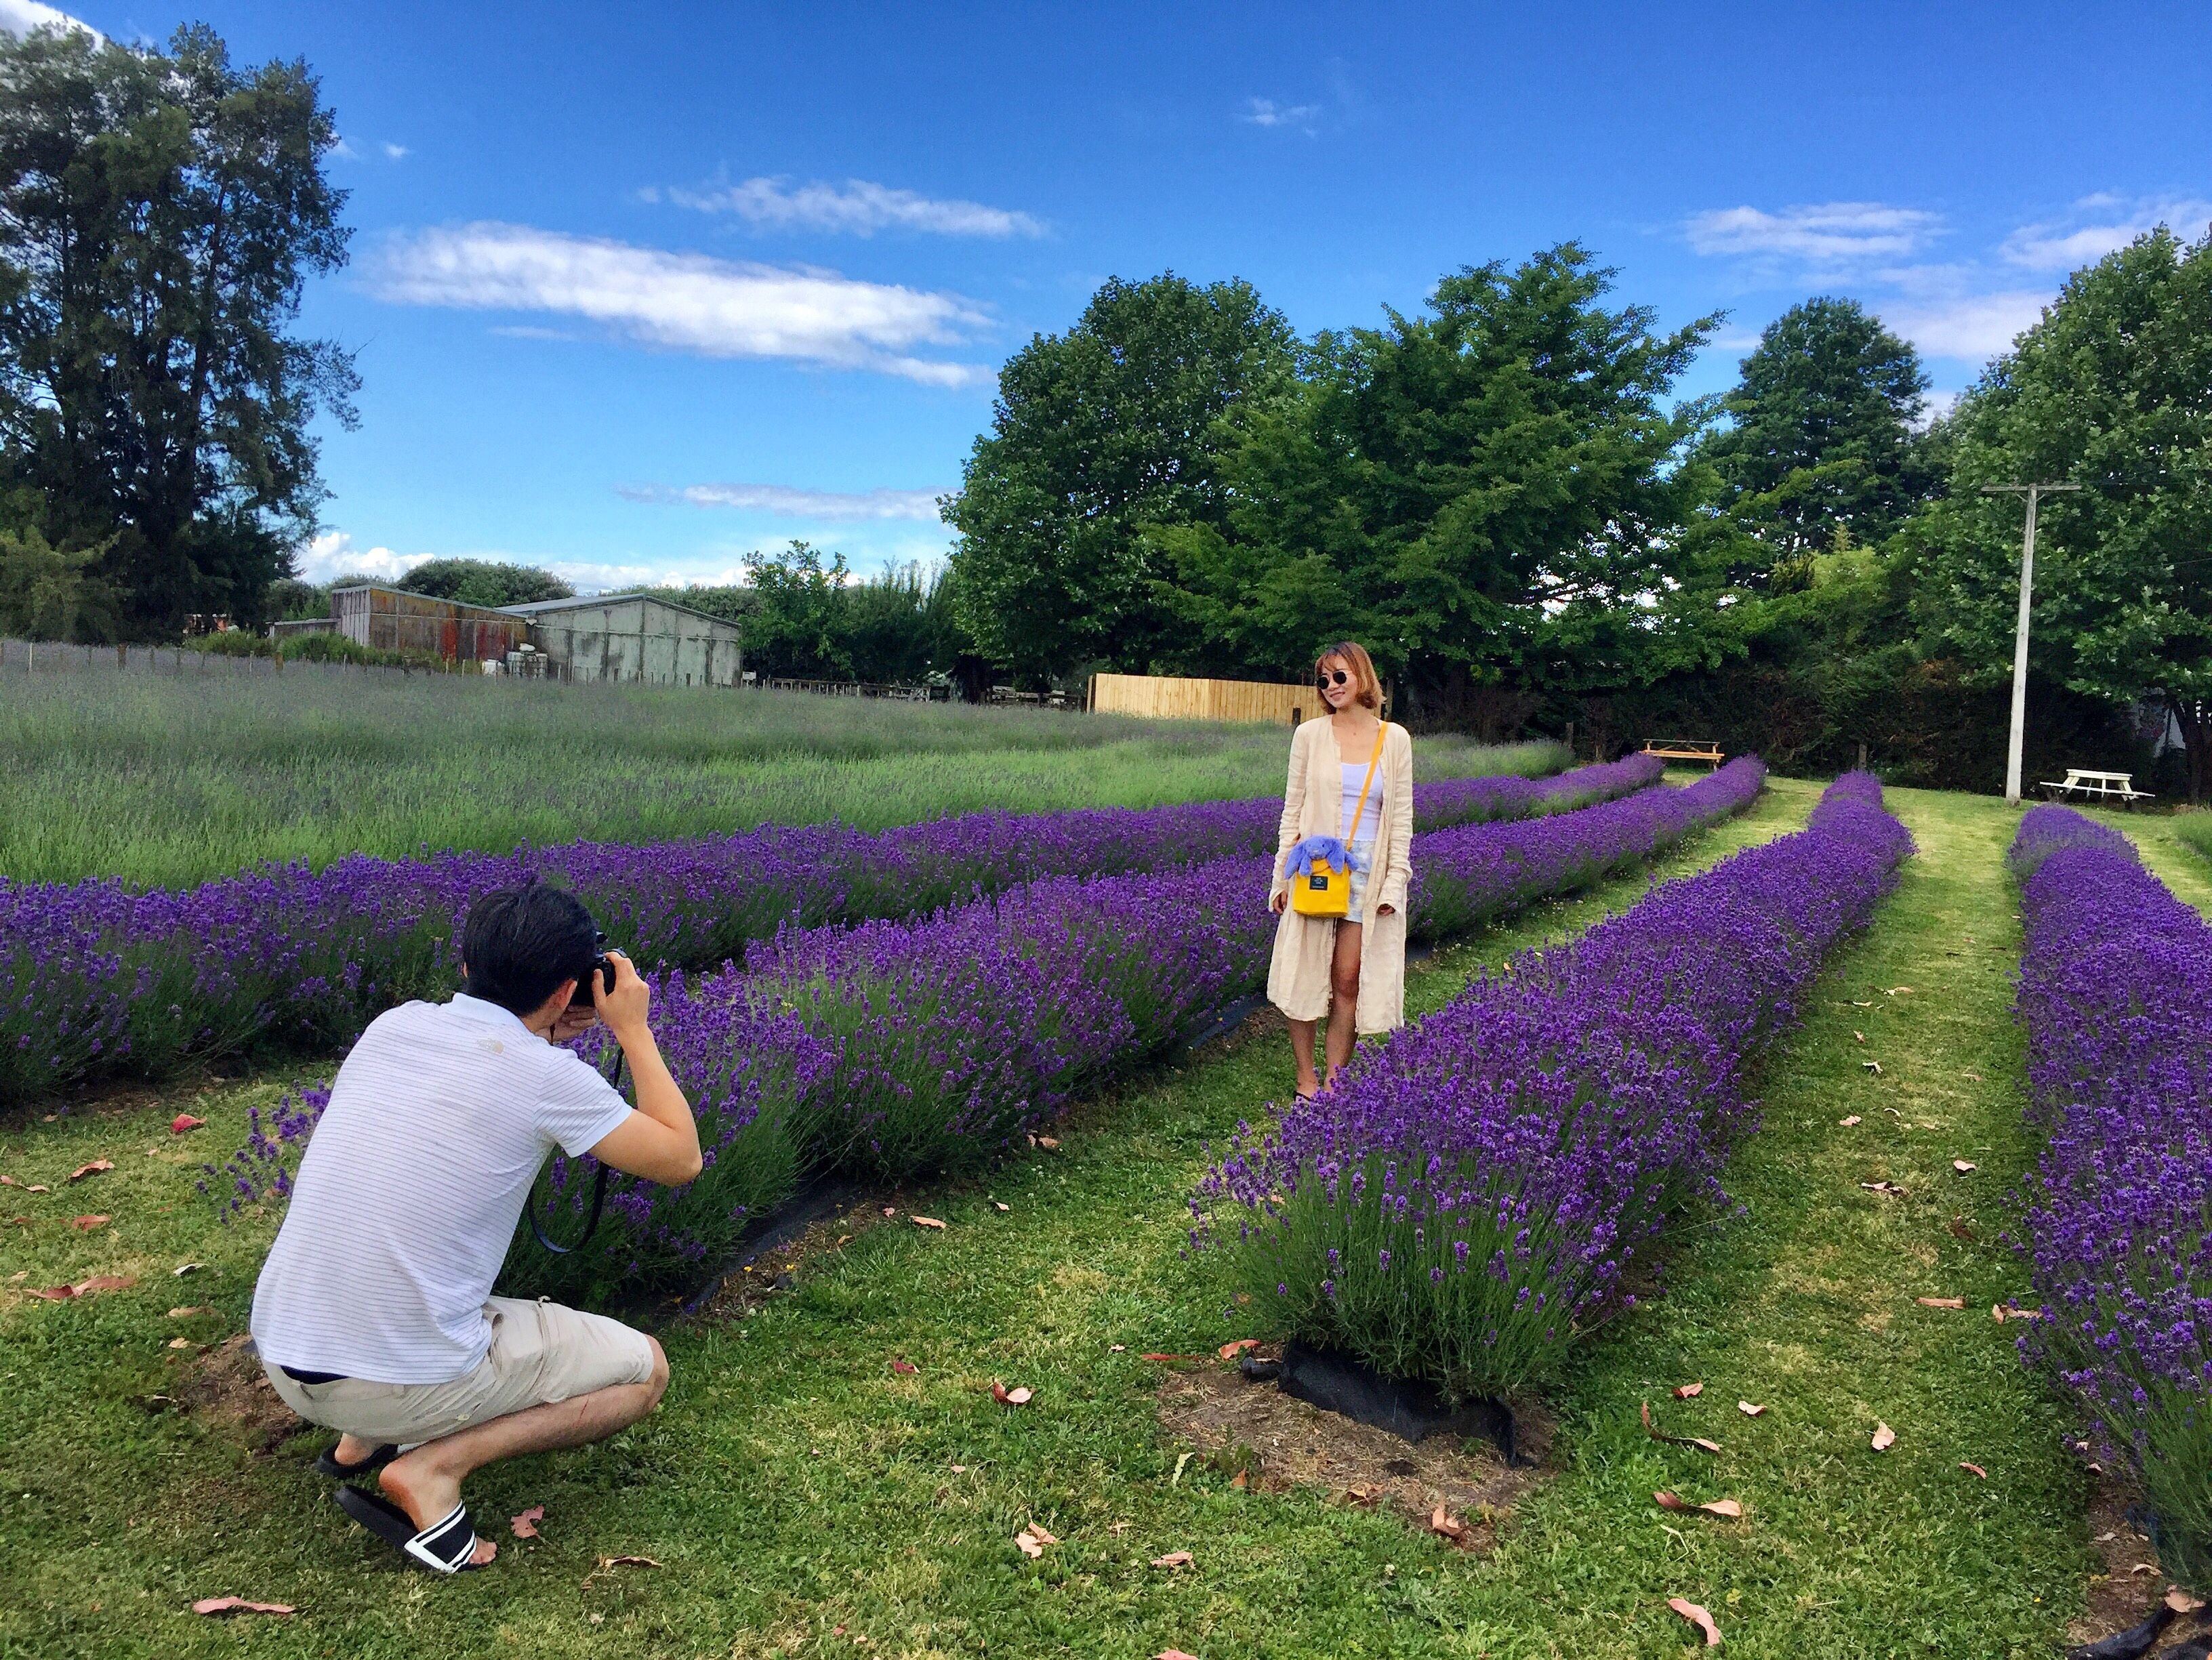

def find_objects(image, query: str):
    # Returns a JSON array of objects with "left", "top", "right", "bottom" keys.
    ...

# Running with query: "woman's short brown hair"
[{"left": 1313, "top": 641, "right": 1382, "bottom": 711}]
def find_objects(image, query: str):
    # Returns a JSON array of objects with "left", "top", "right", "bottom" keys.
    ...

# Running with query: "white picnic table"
[{"left": 2038, "top": 768, "right": 2154, "bottom": 805}]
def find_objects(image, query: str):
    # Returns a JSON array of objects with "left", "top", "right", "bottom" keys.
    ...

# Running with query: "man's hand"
[{"left": 596, "top": 949, "right": 651, "bottom": 1038}]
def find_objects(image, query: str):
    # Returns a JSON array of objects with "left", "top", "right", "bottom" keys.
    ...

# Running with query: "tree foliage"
[
  {"left": 945, "top": 272, "right": 1295, "bottom": 680},
  {"left": 0, "top": 22, "right": 354, "bottom": 639},
  {"left": 1918, "top": 225, "right": 2212, "bottom": 798},
  {"left": 1696, "top": 297, "right": 1939, "bottom": 558},
  {"left": 397, "top": 557, "right": 573, "bottom": 608},
  {"left": 1152, "top": 246, "right": 1723, "bottom": 715}
]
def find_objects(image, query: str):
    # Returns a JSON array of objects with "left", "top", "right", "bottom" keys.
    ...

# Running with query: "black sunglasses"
[{"left": 1316, "top": 669, "right": 1350, "bottom": 688}]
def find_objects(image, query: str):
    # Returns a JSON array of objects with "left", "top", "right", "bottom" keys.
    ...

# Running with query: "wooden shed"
[
  {"left": 498, "top": 594, "right": 743, "bottom": 686},
  {"left": 329, "top": 585, "right": 530, "bottom": 663},
  {"left": 1088, "top": 671, "right": 1319, "bottom": 726}
]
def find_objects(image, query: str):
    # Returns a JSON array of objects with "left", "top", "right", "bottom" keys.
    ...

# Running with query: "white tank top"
[{"left": 1340, "top": 761, "right": 1382, "bottom": 847}]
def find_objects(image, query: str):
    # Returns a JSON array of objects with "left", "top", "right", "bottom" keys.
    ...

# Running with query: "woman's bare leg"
[
  {"left": 1324, "top": 921, "right": 1364, "bottom": 1085},
  {"left": 1288, "top": 1017, "right": 1321, "bottom": 1097}
]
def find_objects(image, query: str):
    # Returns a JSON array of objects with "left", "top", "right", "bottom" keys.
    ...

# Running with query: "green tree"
[
  {"left": 0, "top": 520, "right": 117, "bottom": 639},
  {"left": 0, "top": 22, "right": 356, "bottom": 639},
  {"left": 398, "top": 558, "right": 573, "bottom": 608},
  {"left": 1919, "top": 225, "right": 2212, "bottom": 801},
  {"left": 1155, "top": 246, "right": 1724, "bottom": 722},
  {"left": 743, "top": 541, "right": 853, "bottom": 679},
  {"left": 945, "top": 272, "right": 1295, "bottom": 682},
  {"left": 1696, "top": 297, "right": 1939, "bottom": 558}
]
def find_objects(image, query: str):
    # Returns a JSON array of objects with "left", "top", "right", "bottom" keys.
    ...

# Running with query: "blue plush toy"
[{"left": 1279, "top": 834, "right": 1368, "bottom": 878}]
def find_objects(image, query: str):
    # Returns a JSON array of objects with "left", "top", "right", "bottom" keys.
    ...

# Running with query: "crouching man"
[{"left": 250, "top": 883, "right": 702, "bottom": 1573}]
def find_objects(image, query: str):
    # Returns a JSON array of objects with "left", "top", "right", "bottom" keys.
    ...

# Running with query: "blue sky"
[{"left": 8, "top": 1, "right": 2210, "bottom": 591}]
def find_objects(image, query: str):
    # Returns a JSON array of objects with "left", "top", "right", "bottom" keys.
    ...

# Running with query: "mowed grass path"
[{"left": 0, "top": 779, "right": 2098, "bottom": 1657}]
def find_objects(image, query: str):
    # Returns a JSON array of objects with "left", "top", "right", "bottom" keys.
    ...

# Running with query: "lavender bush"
[
  {"left": 2009, "top": 805, "right": 2212, "bottom": 1583},
  {"left": 209, "top": 762, "right": 1742, "bottom": 1302},
  {"left": 1200, "top": 771, "right": 1910, "bottom": 1403},
  {"left": 1, "top": 756, "right": 1657, "bottom": 1107}
]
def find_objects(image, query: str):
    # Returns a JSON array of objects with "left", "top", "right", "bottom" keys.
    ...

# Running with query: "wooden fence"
[{"left": 1088, "top": 671, "right": 1315, "bottom": 726}]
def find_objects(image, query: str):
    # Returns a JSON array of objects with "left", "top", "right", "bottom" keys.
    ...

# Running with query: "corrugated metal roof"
[{"left": 497, "top": 593, "right": 741, "bottom": 632}]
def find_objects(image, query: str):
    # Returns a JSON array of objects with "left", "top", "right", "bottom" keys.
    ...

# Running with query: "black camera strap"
[{"left": 526, "top": 1039, "right": 624, "bottom": 1257}]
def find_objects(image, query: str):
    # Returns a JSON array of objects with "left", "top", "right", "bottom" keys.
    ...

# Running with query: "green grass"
[
  {"left": 2081, "top": 804, "right": 2212, "bottom": 919},
  {"left": 0, "top": 667, "right": 1557, "bottom": 886},
  {"left": 2172, "top": 809, "right": 2212, "bottom": 871},
  {"left": 0, "top": 779, "right": 2108, "bottom": 1657}
]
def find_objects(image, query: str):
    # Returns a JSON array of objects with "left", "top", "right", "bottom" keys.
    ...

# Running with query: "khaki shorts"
[{"left": 264, "top": 1296, "right": 658, "bottom": 1445}]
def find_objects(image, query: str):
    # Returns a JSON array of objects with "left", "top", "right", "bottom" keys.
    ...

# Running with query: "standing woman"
[{"left": 1268, "top": 642, "right": 1415, "bottom": 1098}]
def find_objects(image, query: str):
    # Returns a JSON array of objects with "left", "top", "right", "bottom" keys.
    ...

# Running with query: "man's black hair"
[{"left": 460, "top": 882, "right": 600, "bottom": 1017}]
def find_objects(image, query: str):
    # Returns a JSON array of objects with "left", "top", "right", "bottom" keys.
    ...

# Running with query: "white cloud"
[
  {"left": 369, "top": 222, "right": 992, "bottom": 386},
  {"left": 617, "top": 482, "right": 947, "bottom": 522},
  {"left": 296, "top": 531, "right": 432, "bottom": 585},
  {"left": 1686, "top": 202, "right": 1944, "bottom": 264},
  {"left": 670, "top": 177, "right": 1044, "bottom": 239},
  {"left": 1243, "top": 98, "right": 1320, "bottom": 131},
  {"left": 382, "top": 141, "right": 410, "bottom": 161},
  {"left": 2001, "top": 194, "right": 2212, "bottom": 270},
  {"left": 1887, "top": 291, "right": 2051, "bottom": 360},
  {"left": 0, "top": 0, "right": 98, "bottom": 37}
]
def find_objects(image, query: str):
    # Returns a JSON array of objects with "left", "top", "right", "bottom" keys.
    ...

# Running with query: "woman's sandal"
[
  {"left": 334, "top": 1485, "right": 485, "bottom": 1573},
  {"left": 313, "top": 1441, "right": 401, "bottom": 1478}
]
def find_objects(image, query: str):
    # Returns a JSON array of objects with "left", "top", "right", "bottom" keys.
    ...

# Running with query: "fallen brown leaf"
[
  {"left": 170, "top": 1115, "right": 205, "bottom": 1135},
  {"left": 1950, "top": 1216, "right": 1977, "bottom": 1240},
  {"left": 992, "top": 1201, "right": 1010, "bottom": 1213},
  {"left": 989, "top": 1382, "right": 1033, "bottom": 1405},
  {"left": 1673, "top": 1382, "right": 1704, "bottom": 1399},
  {"left": 1156, "top": 1651, "right": 1201, "bottom": 1660},
  {"left": 1864, "top": 1060, "right": 1884, "bottom": 1075},
  {"left": 1337, "top": 1486, "right": 1377, "bottom": 1507},
  {"left": 1035, "top": 1136, "right": 1061, "bottom": 1150},
  {"left": 167, "top": 1336, "right": 197, "bottom": 1350},
  {"left": 172, "top": 1262, "right": 203, "bottom": 1276},
  {"left": 2131, "top": 1562, "right": 2159, "bottom": 1576},
  {"left": 166, "top": 1306, "right": 211, "bottom": 1318},
  {"left": 67, "top": 1160, "right": 114, "bottom": 1182},
  {"left": 1860, "top": 1180, "right": 1906, "bottom": 1196},
  {"left": 73, "top": 1274, "right": 136, "bottom": 1295},
  {"left": 1229, "top": 1470, "right": 1248, "bottom": 1491},
  {"left": 912, "top": 1216, "right": 946, "bottom": 1230},
  {"left": 1917, "top": 1297, "right": 1965, "bottom": 1310},
  {"left": 1151, "top": 1550, "right": 1193, "bottom": 1569},
  {"left": 510, "top": 1505, "right": 544, "bottom": 1539},
  {"left": 1952, "top": 1159, "right": 1977, "bottom": 1174},
  {"left": 1959, "top": 1462, "right": 1987, "bottom": 1479},
  {"left": 1218, "top": 1339, "right": 1259, "bottom": 1361},
  {"left": 1839, "top": 1115, "right": 1862, "bottom": 1127},
  {"left": 1667, "top": 1596, "right": 1723, "bottom": 1646},
  {"left": 1853, "top": 1030, "right": 1865, "bottom": 1043},
  {"left": 1428, "top": 1501, "right": 1473, "bottom": 1543},
  {"left": 1654, "top": 1491, "right": 1742, "bottom": 1519},
  {"left": 1015, "top": 1522, "right": 1058, "bottom": 1558},
  {"left": 25, "top": 1285, "right": 75, "bottom": 1301},
  {"left": 1885, "top": 986, "right": 1914, "bottom": 995},
  {"left": 1738, "top": 1400, "right": 1766, "bottom": 1417},
  {"left": 890, "top": 1358, "right": 918, "bottom": 1375},
  {"left": 191, "top": 1597, "right": 294, "bottom": 1617},
  {"left": 880, "top": 1205, "right": 897, "bottom": 1218},
  {"left": 594, "top": 1555, "right": 660, "bottom": 1571},
  {"left": 1641, "top": 1400, "right": 1721, "bottom": 1454},
  {"left": 1109, "top": 1343, "right": 1126, "bottom": 1352},
  {"left": 2168, "top": 1588, "right": 2207, "bottom": 1614},
  {"left": 1871, "top": 1422, "right": 1896, "bottom": 1452},
  {"left": 70, "top": 1214, "right": 108, "bottom": 1232},
  {"left": 1141, "top": 1352, "right": 1207, "bottom": 1364}
]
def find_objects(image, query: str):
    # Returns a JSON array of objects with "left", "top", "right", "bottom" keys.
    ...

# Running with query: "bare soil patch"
[
  {"left": 1155, "top": 1346, "right": 1553, "bottom": 1554},
  {"left": 157, "top": 1333, "right": 302, "bottom": 1456}
]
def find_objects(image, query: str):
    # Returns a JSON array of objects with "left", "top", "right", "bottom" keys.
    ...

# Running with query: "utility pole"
[{"left": 1983, "top": 482, "right": 2081, "bottom": 805}]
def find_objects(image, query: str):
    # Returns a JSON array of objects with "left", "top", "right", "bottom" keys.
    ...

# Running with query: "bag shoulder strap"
[{"left": 1346, "top": 725, "right": 1386, "bottom": 842}]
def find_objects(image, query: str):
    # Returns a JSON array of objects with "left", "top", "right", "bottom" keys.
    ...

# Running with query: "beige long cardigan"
[{"left": 1265, "top": 716, "right": 1416, "bottom": 1034}]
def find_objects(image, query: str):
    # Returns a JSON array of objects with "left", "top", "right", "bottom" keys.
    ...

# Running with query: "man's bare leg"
[{"left": 373, "top": 1337, "right": 668, "bottom": 1566}]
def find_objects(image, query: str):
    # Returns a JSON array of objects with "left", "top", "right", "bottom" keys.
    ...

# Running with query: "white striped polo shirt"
[{"left": 250, "top": 993, "right": 633, "bottom": 1384}]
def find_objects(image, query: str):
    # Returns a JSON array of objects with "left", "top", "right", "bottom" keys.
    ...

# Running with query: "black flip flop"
[
  {"left": 335, "top": 1485, "right": 483, "bottom": 1573},
  {"left": 313, "top": 1441, "right": 401, "bottom": 1479}
]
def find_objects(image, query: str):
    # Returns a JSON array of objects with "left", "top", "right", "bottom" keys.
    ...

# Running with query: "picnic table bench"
[
  {"left": 1639, "top": 738, "right": 1725, "bottom": 768},
  {"left": 2038, "top": 768, "right": 2154, "bottom": 806}
]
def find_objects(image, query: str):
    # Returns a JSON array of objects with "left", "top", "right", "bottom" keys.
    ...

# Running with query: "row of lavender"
[
  {"left": 215, "top": 762, "right": 1763, "bottom": 1304},
  {"left": 2008, "top": 806, "right": 2212, "bottom": 1583},
  {"left": 1201, "top": 771, "right": 1910, "bottom": 1403},
  {"left": 3, "top": 755, "right": 1662, "bottom": 1108}
]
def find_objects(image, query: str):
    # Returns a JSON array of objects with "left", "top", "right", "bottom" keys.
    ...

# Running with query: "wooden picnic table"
[
  {"left": 1639, "top": 738, "right": 1725, "bottom": 768},
  {"left": 2038, "top": 768, "right": 2154, "bottom": 805}
]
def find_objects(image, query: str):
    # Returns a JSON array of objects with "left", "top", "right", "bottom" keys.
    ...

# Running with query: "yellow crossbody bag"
[{"left": 1291, "top": 726, "right": 1386, "bottom": 918}]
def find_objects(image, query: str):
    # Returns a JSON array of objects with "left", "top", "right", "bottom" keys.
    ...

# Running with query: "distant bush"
[
  {"left": 399, "top": 558, "right": 573, "bottom": 608},
  {"left": 184, "top": 629, "right": 454, "bottom": 670}
]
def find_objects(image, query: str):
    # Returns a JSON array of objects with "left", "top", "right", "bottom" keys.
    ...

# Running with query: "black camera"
[{"left": 575, "top": 930, "right": 616, "bottom": 1007}]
